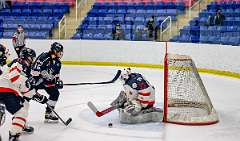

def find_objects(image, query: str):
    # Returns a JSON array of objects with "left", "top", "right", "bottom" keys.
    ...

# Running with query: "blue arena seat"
[
  {"left": 73, "top": 1, "right": 185, "bottom": 40},
  {"left": 0, "top": 1, "right": 70, "bottom": 39}
]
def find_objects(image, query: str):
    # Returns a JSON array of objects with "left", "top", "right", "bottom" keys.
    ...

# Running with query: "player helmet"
[
  {"left": 0, "top": 44, "right": 7, "bottom": 66},
  {"left": 51, "top": 42, "right": 63, "bottom": 53},
  {"left": 19, "top": 48, "right": 36, "bottom": 64},
  {"left": 120, "top": 68, "right": 132, "bottom": 82},
  {"left": 50, "top": 42, "right": 63, "bottom": 58},
  {"left": 0, "top": 103, "right": 5, "bottom": 126}
]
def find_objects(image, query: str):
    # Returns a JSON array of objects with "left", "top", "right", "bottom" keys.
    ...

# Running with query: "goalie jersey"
[{"left": 123, "top": 73, "right": 155, "bottom": 108}]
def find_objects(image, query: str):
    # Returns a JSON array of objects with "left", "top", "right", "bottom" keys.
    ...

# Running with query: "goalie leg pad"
[{"left": 119, "top": 108, "right": 163, "bottom": 124}]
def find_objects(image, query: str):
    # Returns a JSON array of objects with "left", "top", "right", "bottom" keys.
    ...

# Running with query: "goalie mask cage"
[{"left": 163, "top": 53, "right": 219, "bottom": 125}]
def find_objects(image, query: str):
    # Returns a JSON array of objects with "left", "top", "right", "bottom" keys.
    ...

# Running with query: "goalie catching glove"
[
  {"left": 32, "top": 93, "right": 48, "bottom": 104},
  {"left": 110, "top": 91, "right": 127, "bottom": 108}
]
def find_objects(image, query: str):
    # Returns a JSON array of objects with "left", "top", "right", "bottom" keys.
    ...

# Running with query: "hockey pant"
[
  {"left": 36, "top": 84, "right": 60, "bottom": 109},
  {"left": 0, "top": 92, "right": 29, "bottom": 135}
]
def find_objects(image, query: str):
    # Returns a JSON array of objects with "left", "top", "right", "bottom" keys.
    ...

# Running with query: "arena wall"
[{"left": 1, "top": 39, "right": 239, "bottom": 78}]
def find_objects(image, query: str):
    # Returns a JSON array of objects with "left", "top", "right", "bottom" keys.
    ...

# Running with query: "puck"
[{"left": 108, "top": 123, "right": 113, "bottom": 128}]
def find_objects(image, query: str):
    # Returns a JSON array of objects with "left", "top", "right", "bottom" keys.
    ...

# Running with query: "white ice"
[{"left": 1, "top": 65, "right": 240, "bottom": 141}]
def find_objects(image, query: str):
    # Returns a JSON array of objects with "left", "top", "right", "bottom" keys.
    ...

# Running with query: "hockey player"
[
  {"left": 0, "top": 103, "right": 6, "bottom": 141},
  {"left": 111, "top": 68, "right": 162, "bottom": 124},
  {"left": 0, "top": 48, "right": 48, "bottom": 141},
  {"left": 0, "top": 44, "right": 8, "bottom": 76},
  {"left": 0, "top": 44, "right": 7, "bottom": 141},
  {"left": 31, "top": 42, "right": 64, "bottom": 123}
]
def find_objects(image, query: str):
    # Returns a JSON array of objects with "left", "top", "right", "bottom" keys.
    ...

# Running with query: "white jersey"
[
  {"left": 0, "top": 62, "right": 34, "bottom": 98},
  {"left": 0, "top": 65, "right": 8, "bottom": 78}
]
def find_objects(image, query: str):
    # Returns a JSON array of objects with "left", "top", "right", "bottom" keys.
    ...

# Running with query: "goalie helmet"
[
  {"left": 0, "top": 44, "right": 7, "bottom": 66},
  {"left": 120, "top": 68, "right": 132, "bottom": 82},
  {"left": 0, "top": 103, "right": 5, "bottom": 126}
]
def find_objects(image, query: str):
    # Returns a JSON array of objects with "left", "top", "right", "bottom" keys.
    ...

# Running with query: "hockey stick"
[
  {"left": 63, "top": 70, "right": 121, "bottom": 86},
  {"left": 87, "top": 101, "right": 118, "bottom": 117},
  {"left": 46, "top": 103, "right": 72, "bottom": 126}
]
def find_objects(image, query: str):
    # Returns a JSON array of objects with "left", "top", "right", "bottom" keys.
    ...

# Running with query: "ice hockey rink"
[{"left": 0, "top": 65, "right": 240, "bottom": 141}]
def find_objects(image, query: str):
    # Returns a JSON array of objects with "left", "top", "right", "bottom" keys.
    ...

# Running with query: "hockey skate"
[
  {"left": 9, "top": 132, "right": 20, "bottom": 141},
  {"left": 44, "top": 111, "right": 59, "bottom": 123},
  {"left": 22, "top": 124, "right": 34, "bottom": 134}
]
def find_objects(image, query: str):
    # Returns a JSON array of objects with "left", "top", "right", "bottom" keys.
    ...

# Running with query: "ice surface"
[{"left": 0, "top": 65, "right": 240, "bottom": 141}]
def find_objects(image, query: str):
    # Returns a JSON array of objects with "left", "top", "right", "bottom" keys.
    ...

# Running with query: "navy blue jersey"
[
  {"left": 31, "top": 52, "right": 61, "bottom": 83},
  {"left": 125, "top": 73, "right": 150, "bottom": 90}
]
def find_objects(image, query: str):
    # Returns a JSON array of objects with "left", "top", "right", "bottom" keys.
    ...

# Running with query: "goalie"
[{"left": 111, "top": 68, "right": 162, "bottom": 124}]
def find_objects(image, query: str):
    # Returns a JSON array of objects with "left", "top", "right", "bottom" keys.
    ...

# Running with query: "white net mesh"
[{"left": 165, "top": 54, "right": 218, "bottom": 125}]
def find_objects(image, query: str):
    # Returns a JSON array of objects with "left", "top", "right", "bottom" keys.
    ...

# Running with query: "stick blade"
[
  {"left": 65, "top": 118, "right": 72, "bottom": 125},
  {"left": 87, "top": 101, "right": 98, "bottom": 113}
]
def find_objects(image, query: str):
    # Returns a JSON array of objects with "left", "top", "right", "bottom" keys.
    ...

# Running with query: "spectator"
[
  {"left": 135, "top": 26, "right": 143, "bottom": 41},
  {"left": 6, "top": 0, "right": 11, "bottom": 8},
  {"left": 12, "top": 25, "right": 26, "bottom": 57},
  {"left": 0, "top": 0, "right": 6, "bottom": 9},
  {"left": 112, "top": 23, "right": 123, "bottom": 40},
  {"left": 206, "top": 15, "right": 214, "bottom": 26},
  {"left": 129, "top": 20, "right": 134, "bottom": 40},
  {"left": 145, "top": 16, "right": 156, "bottom": 40},
  {"left": 214, "top": 9, "right": 225, "bottom": 26},
  {"left": 112, "top": 16, "right": 120, "bottom": 26}
]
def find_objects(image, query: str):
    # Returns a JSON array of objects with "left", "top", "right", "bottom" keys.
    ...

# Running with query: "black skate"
[
  {"left": 44, "top": 111, "right": 59, "bottom": 123},
  {"left": 22, "top": 125, "right": 34, "bottom": 134},
  {"left": 9, "top": 132, "right": 20, "bottom": 141}
]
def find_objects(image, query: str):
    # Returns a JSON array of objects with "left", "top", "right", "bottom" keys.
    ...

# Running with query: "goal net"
[{"left": 163, "top": 53, "right": 219, "bottom": 125}]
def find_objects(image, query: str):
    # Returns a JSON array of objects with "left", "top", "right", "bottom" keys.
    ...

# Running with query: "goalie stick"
[
  {"left": 64, "top": 70, "right": 121, "bottom": 86},
  {"left": 87, "top": 101, "right": 118, "bottom": 117},
  {"left": 88, "top": 101, "right": 163, "bottom": 117}
]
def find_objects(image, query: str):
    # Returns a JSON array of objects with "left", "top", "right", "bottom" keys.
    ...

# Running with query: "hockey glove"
[
  {"left": 125, "top": 105, "right": 136, "bottom": 115},
  {"left": 25, "top": 77, "right": 36, "bottom": 90},
  {"left": 55, "top": 79, "right": 63, "bottom": 89},
  {"left": 32, "top": 93, "right": 48, "bottom": 104},
  {"left": 110, "top": 91, "right": 126, "bottom": 108},
  {"left": 23, "top": 96, "right": 32, "bottom": 102},
  {"left": 124, "top": 102, "right": 141, "bottom": 116}
]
